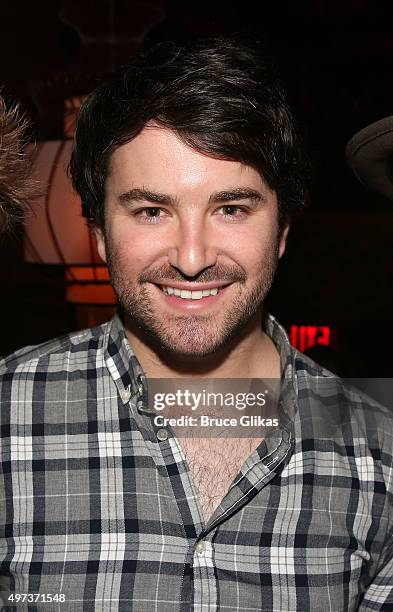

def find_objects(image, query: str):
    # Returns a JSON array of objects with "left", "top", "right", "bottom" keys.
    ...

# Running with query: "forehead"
[{"left": 106, "top": 125, "right": 269, "bottom": 196}]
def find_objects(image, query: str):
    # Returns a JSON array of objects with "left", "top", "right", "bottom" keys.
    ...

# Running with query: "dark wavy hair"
[{"left": 70, "top": 37, "right": 309, "bottom": 230}]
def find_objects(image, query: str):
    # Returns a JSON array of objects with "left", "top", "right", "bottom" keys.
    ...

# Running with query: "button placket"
[
  {"left": 156, "top": 428, "right": 169, "bottom": 442},
  {"left": 195, "top": 540, "right": 206, "bottom": 554},
  {"left": 122, "top": 385, "right": 132, "bottom": 403}
]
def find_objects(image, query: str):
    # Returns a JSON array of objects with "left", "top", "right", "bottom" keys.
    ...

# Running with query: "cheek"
[
  {"left": 226, "top": 224, "right": 278, "bottom": 271},
  {"left": 109, "top": 224, "right": 158, "bottom": 269}
]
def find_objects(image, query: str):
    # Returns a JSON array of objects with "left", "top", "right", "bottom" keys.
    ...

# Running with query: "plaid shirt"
[{"left": 0, "top": 313, "right": 392, "bottom": 612}]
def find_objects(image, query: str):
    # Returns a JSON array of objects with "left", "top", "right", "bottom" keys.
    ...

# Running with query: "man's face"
[{"left": 96, "top": 125, "right": 288, "bottom": 357}]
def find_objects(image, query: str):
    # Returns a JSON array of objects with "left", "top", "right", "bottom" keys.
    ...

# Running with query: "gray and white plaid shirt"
[{"left": 0, "top": 313, "right": 392, "bottom": 611}]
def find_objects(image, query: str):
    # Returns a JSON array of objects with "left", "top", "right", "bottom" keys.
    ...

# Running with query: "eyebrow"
[{"left": 117, "top": 186, "right": 266, "bottom": 208}]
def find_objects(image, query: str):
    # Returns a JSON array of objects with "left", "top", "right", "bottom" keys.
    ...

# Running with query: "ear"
[
  {"left": 93, "top": 226, "right": 107, "bottom": 262},
  {"left": 278, "top": 224, "right": 290, "bottom": 259}
]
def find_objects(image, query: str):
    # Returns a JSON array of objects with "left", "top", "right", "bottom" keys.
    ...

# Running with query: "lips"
[
  {"left": 160, "top": 285, "right": 227, "bottom": 300},
  {"left": 152, "top": 282, "right": 232, "bottom": 310}
]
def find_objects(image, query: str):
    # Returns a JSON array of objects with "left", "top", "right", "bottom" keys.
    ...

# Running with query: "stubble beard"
[{"left": 106, "top": 243, "right": 280, "bottom": 359}]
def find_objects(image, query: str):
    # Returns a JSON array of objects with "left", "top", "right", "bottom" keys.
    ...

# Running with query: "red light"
[{"left": 289, "top": 325, "right": 331, "bottom": 352}]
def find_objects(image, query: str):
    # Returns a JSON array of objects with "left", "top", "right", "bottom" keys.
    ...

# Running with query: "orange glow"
[{"left": 66, "top": 266, "right": 116, "bottom": 305}]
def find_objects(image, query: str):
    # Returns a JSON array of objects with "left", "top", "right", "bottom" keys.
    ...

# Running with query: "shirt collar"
[
  {"left": 104, "top": 311, "right": 299, "bottom": 425},
  {"left": 104, "top": 313, "right": 146, "bottom": 405},
  {"left": 263, "top": 313, "right": 299, "bottom": 431}
]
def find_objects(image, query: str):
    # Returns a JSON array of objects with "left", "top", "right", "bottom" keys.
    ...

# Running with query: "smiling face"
[{"left": 96, "top": 125, "right": 288, "bottom": 358}]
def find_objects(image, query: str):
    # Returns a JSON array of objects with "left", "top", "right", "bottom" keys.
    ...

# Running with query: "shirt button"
[
  {"left": 195, "top": 540, "right": 206, "bottom": 554},
  {"left": 122, "top": 387, "right": 131, "bottom": 402},
  {"left": 156, "top": 428, "right": 169, "bottom": 441}
]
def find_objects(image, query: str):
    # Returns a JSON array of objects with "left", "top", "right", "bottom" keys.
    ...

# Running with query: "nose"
[{"left": 167, "top": 216, "right": 218, "bottom": 277}]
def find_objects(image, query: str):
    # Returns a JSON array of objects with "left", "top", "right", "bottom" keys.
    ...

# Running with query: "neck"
[{"left": 123, "top": 311, "right": 282, "bottom": 380}]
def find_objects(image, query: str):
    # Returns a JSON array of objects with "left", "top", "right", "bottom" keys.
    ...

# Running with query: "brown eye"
[
  {"left": 146, "top": 207, "right": 161, "bottom": 217},
  {"left": 223, "top": 206, "right": 238, "bottom": 215},
  {"left": 134, "top": 207, "right": 168, "bottom": 224},
  {"left": 217, "top": 205, "right": 248, "bottom": 220}
]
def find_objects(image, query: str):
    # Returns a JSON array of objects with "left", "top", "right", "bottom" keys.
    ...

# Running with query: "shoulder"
[
  {"left": 293, "top": 348, "right": 393, "bottom": 486},
  {"left": 266, "top": 313, "right": 393, "bottom": 450},
  {"left": 0, "top": 321, "right": 110, "bottom": 378},
  {"left": 294, "top": 347, "right": 393, "bottom": 425}
]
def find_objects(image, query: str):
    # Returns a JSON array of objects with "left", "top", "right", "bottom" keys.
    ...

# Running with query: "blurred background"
[{"left": 0, "top": 0, "right": 392, "bottom": 375}]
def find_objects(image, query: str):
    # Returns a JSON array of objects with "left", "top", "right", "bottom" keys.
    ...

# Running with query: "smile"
[
  {"left": 153, "top": 282, "right": 232, "bottom": 310},
  {"left": 161, "top": 286, "right": 223, "bottom": 300}
]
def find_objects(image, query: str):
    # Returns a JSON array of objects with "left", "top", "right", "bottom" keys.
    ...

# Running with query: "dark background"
[{"left": 1, "top": 0, "right": 392, "bottom": 375}]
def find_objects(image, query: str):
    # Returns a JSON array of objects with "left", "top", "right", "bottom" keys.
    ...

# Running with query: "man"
[
  {"left": 0, "top": 95, "right": 35, "bottom": 233},
  {"left": 1, "top": 38, "right": 392, "bottom": 611}
]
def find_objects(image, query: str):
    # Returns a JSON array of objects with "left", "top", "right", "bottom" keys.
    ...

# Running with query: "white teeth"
[{"left": 162, "top": 285, "right": 223, "bottom": 299}]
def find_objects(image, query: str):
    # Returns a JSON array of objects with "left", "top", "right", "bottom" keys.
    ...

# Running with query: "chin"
[
  {"left": 149, "top": 330, "right": 227, "bottom": 359},
  {"left": 122, "top": 292, "right": 262, "bottom": 360},
  {"left": 140, "top": 315, "right": 248, "bottom": 361},
  {"left": 162, "top": 340, "right": 225, "bottom": 359}
]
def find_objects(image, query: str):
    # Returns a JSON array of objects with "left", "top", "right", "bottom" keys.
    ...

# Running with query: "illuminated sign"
[{"left": 289, "top": 325, "right": 332, "bottom": 352}]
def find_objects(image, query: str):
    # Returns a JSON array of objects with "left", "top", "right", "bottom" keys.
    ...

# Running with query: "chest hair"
[{"left": 177, "top": 436, "right": 260, "bottom": 522}]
